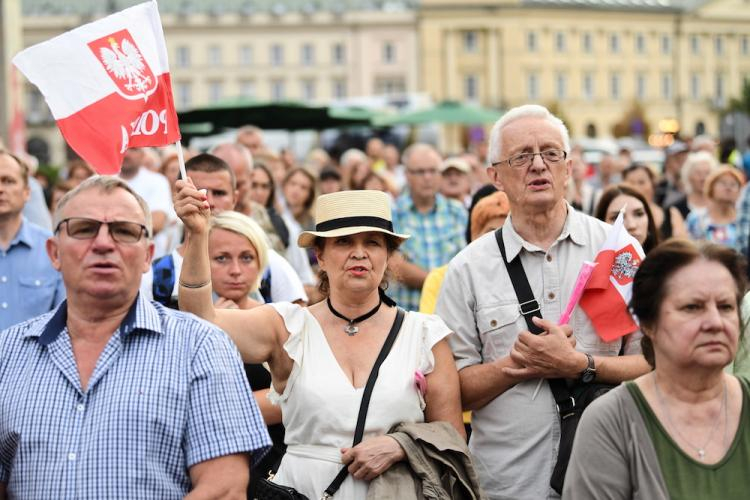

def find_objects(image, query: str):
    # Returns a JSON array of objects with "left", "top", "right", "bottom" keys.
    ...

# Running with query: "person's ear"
[
  {"left": 143, "top": 241, "right": 155, "bottom": 273},
  {"left": 487, "top": 165, "right": 504, "bottom": 191},
  {"left": 46, "top": 236, "right": 62, "bottom": 271}
]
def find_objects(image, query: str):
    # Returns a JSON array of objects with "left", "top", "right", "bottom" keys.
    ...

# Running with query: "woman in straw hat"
[{"left": 174, "top": 181, "right": 464, "bottom": 499}]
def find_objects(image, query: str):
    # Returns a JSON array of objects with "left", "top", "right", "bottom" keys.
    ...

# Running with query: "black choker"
[{"left": 327, "top": 296, "right": 382, "bottom": 336}]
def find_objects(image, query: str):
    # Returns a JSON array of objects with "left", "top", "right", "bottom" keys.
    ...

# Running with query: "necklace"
[
  {"left": 652, "top": 375, "right": 727, "bottom": 461},
  {"left": 326, "top": 296, "right": 382, "bottom": 336}
]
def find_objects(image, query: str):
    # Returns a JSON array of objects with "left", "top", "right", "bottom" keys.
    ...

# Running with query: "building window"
[
  {"left": 555, "top": 32, "right": 566, "bottom": 53},
  {"left": 690, "top": 73, "right": 701, "bottom": 100},
  {"left": 464, "top": 74, "right": 479, "bottom": 101},
  {"left": 301, "top": 43, "right": 315, "bottom": 66},
  {"left": 176, "top": 46, "right": 190, "bottom": 68},
  {"left": 270, "top": 44, "right": 284, "bottom": 67},
  {"left": 207, "top": 45, "right": 221, "bottom": 67},
  {"left": 715, "top": 73, "right": 725, "bottom": 102},
  {"left": 332, "top": 43, "right": 345, "bottom": 64},
  {"left": 714, "top": 36, "right": 724, "bottom": 55},
  {"left": 376, "top": 77, "right": 406, "bottom": 95},
  {"left": 239, "top": 45, "right": 253, "bottom": 66},
  {"left": 609, "top": 34, "right": 620, "bottom": 54},
  {"left": 27, "top": 87, "right": 49, "bottom": 123},
  {"left": 208, "top": 81, "right": 223, "bottom": 103},
  {"left": 383, "top": 42, "right": 396, "bottom": 63},
  {"left": 175, "top": 82, "right": 191, "bottom": 109},
  {"left": 690, "top": 35, "right": 700, "bottom": 55},
  {"left": 527, "top": 72, "right": 539, "bottom": 101},
  {"left": 661, "top": 72, "right": 672, "bottom": 100},
  {"left": 583, "top": 72, "right": 594, "bottom": 101},
  {"left": 527, "top": 31, "right": 537, "bottom": 52},
  {"left": 464, "top": 31, "right": 479, "bottom": 53},
  {"left": 742, "top": 36, "right": 749, "bottom": 56},
  {"left": 239, "top": 80, "right": 255, "bottom": 99},
  {"left": 301, "top": 79, "right": 316, "bottom": 101},
  {"left": 582, "top": 32, "right": 592, "bottom": 54},
  {"left": 610, "top": 72, "right": 621, "bottom": 100},
  {"left": 271, "top": 79, "right": 285, "bottom": 101},
  {"left": 636, "top": 73, "right": 647, "bottom": 100},
  {"left": 635, "top": 33, "right": 645, "bottom": 54},
  {"left": 586, "top": 123, "right": 597, "bottom": 138},
  {"left": 555, "top": 72, "right": 567, "bottom": 100},
  {"left": 661, "top": 35, "right": 671, "bottom": 55},
  {"left": 332, "top": 79, "right": 347, "bottom": 100}
]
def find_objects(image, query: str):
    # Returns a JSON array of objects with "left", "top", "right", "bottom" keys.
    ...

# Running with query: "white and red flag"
[
  {"left": 13, "top": 1, "right": 180, "bottom": 174},
  {"left": 579, "top": 210, "right": 645, "bottom": 342}
]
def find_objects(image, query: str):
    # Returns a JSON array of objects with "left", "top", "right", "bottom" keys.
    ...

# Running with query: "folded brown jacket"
[{"left": 367, "top": 421, "right": 487, "bottom": 500}]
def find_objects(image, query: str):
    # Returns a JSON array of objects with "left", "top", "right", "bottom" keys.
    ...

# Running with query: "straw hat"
[{"left": 298, "top": 190, "right": 410, "bottom": 248}]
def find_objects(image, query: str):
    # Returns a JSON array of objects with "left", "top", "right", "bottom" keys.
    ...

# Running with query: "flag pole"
[{"left": 176, "top": 140, "right": 187, "bottom": 180}]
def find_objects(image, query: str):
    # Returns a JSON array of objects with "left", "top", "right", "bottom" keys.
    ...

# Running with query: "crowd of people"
[{"left": 0, "top": 103, "right": 749, "bottom": 499}]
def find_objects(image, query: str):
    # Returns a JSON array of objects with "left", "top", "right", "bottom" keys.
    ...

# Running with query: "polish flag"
[
  {"left": 579, "top": 211, "right": 645, "bottom": 342},
  {"left": 12, "top": 1, "right": 180, "bottom": 174}
]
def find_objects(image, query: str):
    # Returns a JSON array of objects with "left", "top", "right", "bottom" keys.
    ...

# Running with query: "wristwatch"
[{"left": 580, "top": 353, "right": 596, "bottom": 383}]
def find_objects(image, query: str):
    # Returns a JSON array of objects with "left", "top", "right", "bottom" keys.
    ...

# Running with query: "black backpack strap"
[
  {"left": 152, "top": 254, "right": 176, "bottom": 307},
  {"left": 322, "top": 307, "right": 406, "bottom": 499},
  {"left": 494, "top": 228, "right": 575, "bottom": 416}
]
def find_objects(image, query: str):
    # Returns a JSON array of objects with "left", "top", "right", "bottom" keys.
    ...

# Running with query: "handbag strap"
[
  {"left": 494, "top": 228, "right": 576, "bottom": 417},
  {"left": 322, "top": 307, "right": 406, "bottom": 499}
]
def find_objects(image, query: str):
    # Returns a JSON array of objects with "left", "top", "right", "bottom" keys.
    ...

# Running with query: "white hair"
[
  {"left": 487, "top": 104, "right": 571, "bottom": 165},
  {"left": 340, "top": 148, "right": 367, "bottom": 167},
  {"left": 680, "top": 151, "right": 718, "bottom": 195},
  {"left": 401, "top": 143, "right": 441, "bottom": 167}
]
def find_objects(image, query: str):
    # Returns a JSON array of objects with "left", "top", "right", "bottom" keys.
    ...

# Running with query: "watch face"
[{"left": 582, "top": 371, "right": 595, "bottom": 383}]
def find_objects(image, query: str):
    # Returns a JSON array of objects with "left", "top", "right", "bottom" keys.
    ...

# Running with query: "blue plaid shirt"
[
  {"left": 0, "top": 294, "right": 271, "bottom": 499},
  {"left": 389, "top": 193, "right": 467, "bottom": 311}
]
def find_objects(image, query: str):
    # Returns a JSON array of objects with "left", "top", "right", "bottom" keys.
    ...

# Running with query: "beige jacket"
[{"left": 367, "top": 422, "right": 486, "bottom": 500}]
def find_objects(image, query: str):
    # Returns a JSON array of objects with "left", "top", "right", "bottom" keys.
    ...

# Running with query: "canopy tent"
[{"left": 373, "top": 100, "right": 502, "bottom": 127}]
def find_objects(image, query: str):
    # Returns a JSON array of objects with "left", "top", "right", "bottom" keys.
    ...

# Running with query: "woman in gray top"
[{"left": 564, "top": 239, "right": 750, "bottom": 500}]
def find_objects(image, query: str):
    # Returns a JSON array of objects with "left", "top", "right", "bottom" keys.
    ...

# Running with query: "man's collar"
[
  {"left": 399, "top": 191, "right": 441, "bottom": 214},
  {"left": 501, "top": 202, "right": 585, "bottom": 261},
  {"left": 7, "top": 218, "right": 33, "bottom": 249},
  {"left": 28, "top": 293, "right": 162, "bottom": 346}
]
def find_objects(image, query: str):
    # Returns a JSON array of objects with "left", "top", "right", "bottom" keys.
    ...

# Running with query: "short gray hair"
[
  {"left": 53, "top": 175, "right": 153, "bottom": 238},
  {"left": 340, "top": 148, "right": 367, "bottom": 167},
  {"left": 487, "top": 104, "right": 571, "bottom": 165},
  {"left": 680, "top": 151, "right": 718, "bottom": 195}
]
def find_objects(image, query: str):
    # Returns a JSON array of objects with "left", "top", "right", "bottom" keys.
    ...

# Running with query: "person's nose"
[
  {"left": 228, "top": 259, "right": 242, "bottom": 276},
  {"left": 351, "top": 242, "right": 367, "bottom": 258},
  {"left": 623, "top": 214, "right": 636, "bottom": 231},
  {"left": 91, "top": 223, "right": 116, "bottom": 252},
  {"left": 529, "top": 152, "right": 546, "bottom": 172},
  {"left": 702, "top": 303, "right": 724, "bottom": 330}
]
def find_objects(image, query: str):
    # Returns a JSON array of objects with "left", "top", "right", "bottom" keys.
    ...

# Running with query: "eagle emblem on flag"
[
  {"left": 611, "top": 244, "right": 641, "bottom": 286},
  {"left": 88, "top": 29, "right": 157, "bottom": 101}
]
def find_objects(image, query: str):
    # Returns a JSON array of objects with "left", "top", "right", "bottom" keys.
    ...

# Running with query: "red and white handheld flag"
[
  {"left": 13, "top": 1, "right": 180, "bottom": 174},
  {"left": 579, "top": 211, "right": 645, "bottom": 342}
]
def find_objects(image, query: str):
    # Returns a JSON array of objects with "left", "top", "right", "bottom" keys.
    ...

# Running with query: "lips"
[{"left": 347, "top": 265, "right": 369, "bottom": 276}]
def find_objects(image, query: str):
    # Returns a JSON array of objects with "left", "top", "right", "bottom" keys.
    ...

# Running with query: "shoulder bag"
[
  {"left": 253, "top": 307, "right": 406, "bottom": 500},
  {"left": 494, "top": 228, "right": 615, "bottom": 494}
]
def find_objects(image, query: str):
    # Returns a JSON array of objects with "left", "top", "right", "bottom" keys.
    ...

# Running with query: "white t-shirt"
[{"left": 123, "top": 167, "right": 175, "bottom": 258}]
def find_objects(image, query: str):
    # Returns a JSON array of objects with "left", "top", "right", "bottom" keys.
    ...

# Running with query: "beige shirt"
[{"left": 435, "top": 206, "right": 642, "bottom": 500}]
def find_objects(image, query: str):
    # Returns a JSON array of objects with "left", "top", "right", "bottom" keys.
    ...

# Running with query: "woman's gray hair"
[
  {"left": 487, "top": 104, "right": 571, "bottom": 165},
  {"left": 53, "top": 175, "right": 153, "bottom": 238},
  {"left": 680, "top": 151, "right": 718, "bottom": 195}
]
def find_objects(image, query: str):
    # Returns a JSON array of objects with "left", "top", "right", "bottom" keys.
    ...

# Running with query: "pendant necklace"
[
  {"left": 652, "top": 375, "right": 727, "bottom": 461},
  {"left": 326, "top": 296, "right": 382, "bottom": 336}
]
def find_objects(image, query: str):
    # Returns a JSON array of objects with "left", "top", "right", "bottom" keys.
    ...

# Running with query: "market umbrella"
[
  {"left": 177, "top": 99, "right": 372, "bottom": 134},
  {"left": 373, "top": 100, "right": 502, "bottom": 127}
]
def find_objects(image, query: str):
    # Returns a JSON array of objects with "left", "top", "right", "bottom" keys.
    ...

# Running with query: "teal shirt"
[{"left": 627, "top": 378, "right": 750, "bottom": 500}]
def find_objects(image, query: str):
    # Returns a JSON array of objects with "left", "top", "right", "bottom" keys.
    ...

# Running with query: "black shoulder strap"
[
  {"left": 494, "top": 228, "right": 575, "bottom": 416},
  {"left": 323, "top": 307, "right": 406, "bottom": 498}
]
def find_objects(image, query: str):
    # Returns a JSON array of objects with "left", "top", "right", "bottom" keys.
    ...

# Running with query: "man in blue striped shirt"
[{"left": 0, "top": 175, "right": 270, "bottom": 499}]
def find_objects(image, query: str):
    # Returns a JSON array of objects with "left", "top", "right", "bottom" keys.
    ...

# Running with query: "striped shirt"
[
  {"left": 0, "top": 294, "right": 270, "bottom": 499},
  {"left": 389, "top": 192, "right": 467, "bottom": 311}
]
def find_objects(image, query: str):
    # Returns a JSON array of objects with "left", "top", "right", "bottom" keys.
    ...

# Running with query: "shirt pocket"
[
  {"left": 573, "top": 311, "right": 621, "bottom": 356},
  {"left": 476, "top": 303, "right": 522, "bottom": 361},
  {"left": 18, "top": 276, "right": 57, "bottom": 312}
]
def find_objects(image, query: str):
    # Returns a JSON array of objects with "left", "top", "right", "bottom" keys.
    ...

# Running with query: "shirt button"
[
  {"left": 546, "top": 255, "right": 552, "bottom": 262},
  {"left": 490, "top": 319, "right": 497, "bottom": 327},
  {"left": 0, "top": 276, "right": 6, "bottom": 283},
  {"left": 548, "top": 292, "right": 556, "bottom": 300},
  {"left": 76, "top": 404, "right": 84, "bottom": 412},
  {"left": 68, "top": 452, "right": 76, "bottom": 461},
  {"left": 1, "top": 303, "right": 7, "bottom": 309}
]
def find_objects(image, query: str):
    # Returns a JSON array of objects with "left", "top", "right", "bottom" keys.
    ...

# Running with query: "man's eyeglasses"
[
  {"left": 492, "top": 149, "right": 567, "bottom": 169},
  {"left": 55, "top": 217, "right": 149, "bottom": 244}
]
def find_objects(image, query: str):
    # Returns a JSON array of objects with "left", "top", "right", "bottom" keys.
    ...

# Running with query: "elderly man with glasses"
[
  {"left": 388, "top": 143, "right": 467, "bottom": 311},
  {"left": 0, "top": 176, "right": 270, "bottom": 499},
  {"left": 435, "top": 105, "right": 649, "bottom": 499}
]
